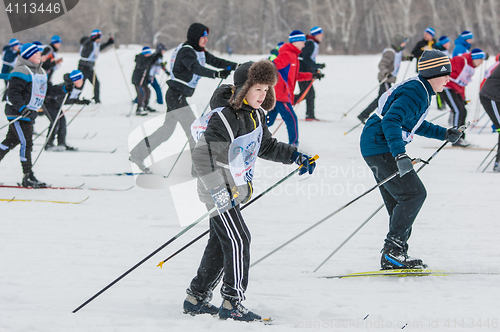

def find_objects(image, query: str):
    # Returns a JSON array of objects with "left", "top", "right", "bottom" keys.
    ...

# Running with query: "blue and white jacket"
[{"left": 360, "top": 75, "right": 447, "bottom": 158}]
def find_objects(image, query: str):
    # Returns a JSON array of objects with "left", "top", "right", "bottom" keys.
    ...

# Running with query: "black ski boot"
[
  {"left": 63, "top": 144, "right": 77, "bottom": 151},
  {"left": 136, "top": 106, "right": 148, "bottom": 116},
  {"left": 145, "top": 106, "right": 157, "bottom": 113},
  {"left": 381, "top": 239, "right": 427, "bottom": 270},
  {"left": 218, "top": 299, "right": 262, "bottom": 322},
  {"left": 183, "top": 294, "right": 218, "bottom": 316},
  {"left": 21, "top": 172, "right": 47, "bottom": 188}
]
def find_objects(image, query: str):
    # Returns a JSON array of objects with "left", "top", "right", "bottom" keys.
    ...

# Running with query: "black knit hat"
[{"left": 418, "top": 49, "right": 451, "bottom": 79}]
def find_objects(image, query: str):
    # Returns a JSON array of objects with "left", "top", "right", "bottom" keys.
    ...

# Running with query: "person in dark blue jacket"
[
  {"left": 360, "top": 50, "right": 462, "bottom": 270},
  {"left": 2, "top": 38, "right": 21, "bottom": 88},
  {"left": 452, "top": 31, "right": 473, "bottom": 58}
]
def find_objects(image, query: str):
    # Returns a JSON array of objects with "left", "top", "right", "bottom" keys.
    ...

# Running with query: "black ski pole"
[
  {"left": 313, "top": 139, "right": 451, "bottom": 272},
  {"left": 343, "top": 122, "right": 364, "bottom": 136},
  {"left": 34, "top": 104, "right": 75, "bottom": 142},
  {"left": 66, "top": 104, "right": 88, "bottom": 127},
  {"left": 476, "top": 143, "right": 498, "bottom": 171},
  {"left": 341, "top": 77, "right": 388, "bottom": 118},
  {"left": 157, "top": 154, "right": 319, "bottom": 268},
  {"left": 482, "top": 152, "right": 499, "bottom": 173},
  {"left": 429, "top": 111, "right": 448, "bottom": 123},
  {"left": 72, "top": 205, "right": 218, "bottom": 313},
  {"left": 33, "top": 94, "right": 69, "bottom": 166}
]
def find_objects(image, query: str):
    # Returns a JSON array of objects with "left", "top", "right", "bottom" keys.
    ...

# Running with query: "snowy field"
[{"left": 1, "top": 46, "right": 499, "bottom": 331}]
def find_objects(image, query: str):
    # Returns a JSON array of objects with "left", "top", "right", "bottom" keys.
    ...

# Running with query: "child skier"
[
  {"left": 267, "top": 30, "right": 320, "bottom": 146},
  {"left": 0, "top": 43, "right": 48, "bottom": 187},
  {"left": 296, "top": 26, "right": 326, "bottom": 121},
  {"left": 149, "top": 43, "right": 169, "bottom": 105},
  {"left": 479, "top": 62, "right": 500, "bottom": 172},
  {"left": 42, "top": 35, "right": 63, "bottom": 82},
  {"left": 184, "top": 60, "right": 317, "bottom": 321},
  {"left": 77, "top": 29, "right": 114, "bottom": 103},
  {"left": 129, "top": 22, "right": 238, "bottom": 173},
  {"left": 411, "top": 27, "right": 436, "bottom": 71},
  {"left": 433, "top": 35, "right": 451, "bottom": 57},
  {"left": 131, "top": 46, "right": 162, "bottom": 116},
  {"left": 360, "top": 49, "right": 462, "bottom": 269},
  {"left": 357, "top": 34, "right": 412, "bottom": 124},
  {"left": 44, "top": 70, "right": 90, "bottom": 151},
  {"left": 2, "top": 38, "right": 21, "bottom": 80},
  {"left": 452, "top": 31, "right": 473, "bottom": 58},
  {"left": 441, "top": 48, "right": 485, "bottom": 146}
]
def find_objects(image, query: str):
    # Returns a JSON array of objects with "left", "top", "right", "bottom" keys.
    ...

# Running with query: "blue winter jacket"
[
  {"left": 360, "top": 75, "right": 446, "bottom": 158},
  {"left": 452, "top": 36, "right": 471, "bottom": 58}
]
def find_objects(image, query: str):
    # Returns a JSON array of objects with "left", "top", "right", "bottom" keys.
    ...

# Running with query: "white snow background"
[{"left": 0, "top": 45, "right": 499, "bottom": 331}]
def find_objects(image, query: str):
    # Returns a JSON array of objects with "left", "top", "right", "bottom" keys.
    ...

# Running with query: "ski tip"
[
  {"left": 343, "top": 132, "right": 347, "bottom": 135},
  {"left": 312, "top": 154, "right": 320, "bottom": 161},
  {"left": 157, "top": 261, "right": 164, "bottom": 269}
]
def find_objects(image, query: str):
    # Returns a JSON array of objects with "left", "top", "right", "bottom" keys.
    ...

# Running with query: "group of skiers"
[
  {"left": 2, "top": 21, "right": 499, "bottom": 323},
  {"left": 0, "top": 29, "right": 110, "bottom": 187}
]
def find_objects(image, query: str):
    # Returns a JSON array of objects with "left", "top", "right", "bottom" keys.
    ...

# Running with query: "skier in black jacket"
[
  {"left": 183, "top": 60, "right": 317, "bottom": 321},
  {"left": 0, "top": 43, "right": 48, "bottom": 187},
  {"left": 131, "top": 46, "right": 162, "bottom": 116},
  {"left": 295, "top": 26, "right": 325, "bottom": 120},
  {"left": 129, "top": 22, "right": 238, "bottom": 173},
  {"left": 479, "top": 64, "right": 500, "bottom": 172},
  {"left": 44, "top": 70, "right": 90, "bottom": 151},
  {"left": 77, "top": 29, "right": 114, "bottom": 103}
]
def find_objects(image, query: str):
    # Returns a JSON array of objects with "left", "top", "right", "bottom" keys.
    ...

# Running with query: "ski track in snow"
[{"left": 1, "top": 46, "right": 499, "bottom": 331}]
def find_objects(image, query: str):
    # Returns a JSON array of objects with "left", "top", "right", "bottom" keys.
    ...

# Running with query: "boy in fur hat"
[{"left": 184, "top": 60, "right": 317, "bottom": 321}]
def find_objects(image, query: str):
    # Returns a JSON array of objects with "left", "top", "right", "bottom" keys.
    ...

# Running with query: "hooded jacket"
[
  {"left": 445, "top": 53, "right": 475, "bottom": 98},
  {"left": 167, "top": 23, "right": 237, "bottom": 97},
  {"left": 452, "top": 36, "right": 472, "bottom": 58},
  {"left": 360, "top": 75, "right": 446, "bottom": 158},
  {"left": 378, "top": 34, "right": 408, "bottom": 83},
  {"left": 192, "top": 84, "right": 297, "bottom": 205},
  {"left": 5, "top": 57, "right": 47, "bottom": 122},
  {"left": 273, "top": 43, "right": 313, "bottom": 103}
]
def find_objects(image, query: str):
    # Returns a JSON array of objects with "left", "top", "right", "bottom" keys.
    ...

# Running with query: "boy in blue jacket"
[
  {"left": 452, "top": 31, "right": 473, "bottom": 58},
  {"left": 360, "top": 50, "right": 462, "bottom": 270}
]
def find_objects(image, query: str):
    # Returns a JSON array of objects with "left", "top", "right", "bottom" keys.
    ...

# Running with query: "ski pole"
[
  {"left": 33, "top": 104, "right": 76, "bottom": 142},
  {"left": 0, "top": 114, "right": 23, "bottom": 131},
  {"left": 157, "top": 155, "right": 320, "bottom": 268},
  {"left": 163, "top": 78, "right": 225, "bottom": 178},
  {"left": 400, "top": 58, "right": 412, "bottom": 81},
  {"left": 341, "top": 77, "right": 388, "bottom": 118},
  {"left": 478, "top": 119, "right": 491, "bottom": 135},
  {"left": 470, "top": 111, "right": 487, "bottom": 129},
  {"left": 71, "top": 205, "right": 218, "bottom": 314},
  {"left": 313, "top": 139, "right": 452, "bottom": 272},
  {"left": 271, "top": 120, "right": 284, "bottom": 136},
  {"left": 113, "top": 44, "right": 134, "bottom": 100},
  {"left": 294, "top": 78, "right": 315, "bottom": 106},
  {"left": 66, "top": 104, "right": 88, "bottom": 127},
  {"left": 343, "top": 122, "right": 363, "bottom": 136},
  {"left": 476, "top": 143, "right": 498, "bottom": 171},
  {"left": 429, "top": 111, "right": 448, "bottom": 123},
  {"left": 33, "top": 94, "right": 69, "bottom": 167},
  {"left": 482, "top": 152, "right": 498, "bottom": 173}
]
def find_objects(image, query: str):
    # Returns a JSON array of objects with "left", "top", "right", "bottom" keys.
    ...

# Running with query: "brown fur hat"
[{"left": 230, "top": 60, "right": 278, "bottom": 111}]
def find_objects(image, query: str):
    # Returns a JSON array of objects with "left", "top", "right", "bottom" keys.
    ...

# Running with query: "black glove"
[
  {"left": 108, "top": 37, "right": 114, "bottom": 44},
  {"left": 312, "top": 72, "right": 324, "bottom": 80},
  {"left": 291, "top": 151, "right": 316, "bottom": 175},
  {"left": 64, "top": 81, "right": 74, "bottom": 94},
  {"left": 317, "top": 63, "right": 326, "bottom": 69},
  {"left": 444, "top": 128, "right": 462, "bottom": 143},
  {"left": 215, "top": 69, "right": 231, "bottom": 79},
  {"left": 21, "top": 108, "right": 37, "bottom": 120},
  {"left": 405, "top": 54, "right": 415, "bottom": 61},
  {"left": 395, "top": 153, "right": 413, "bottom": 177},
  {"left": 79, "top": 99, "right": 91, "bottom": 105}
]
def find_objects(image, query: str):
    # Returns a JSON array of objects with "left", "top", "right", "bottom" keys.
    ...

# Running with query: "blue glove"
[{"left": 291, "top": 151, "right": 316, "bottom": 175}]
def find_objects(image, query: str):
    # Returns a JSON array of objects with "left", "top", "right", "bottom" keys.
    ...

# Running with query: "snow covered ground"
[{"left": 1, "top": 46, "right": 499, "bottom": 331}]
